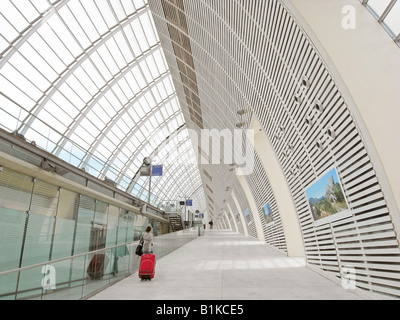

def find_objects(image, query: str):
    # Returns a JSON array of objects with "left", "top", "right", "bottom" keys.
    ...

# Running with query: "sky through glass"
[{"left": 0, "top": 0, "right": 207, "bottom": 214}]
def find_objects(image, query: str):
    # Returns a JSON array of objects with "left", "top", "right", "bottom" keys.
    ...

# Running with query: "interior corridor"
[{"left": 89, "top": 230, "right": 369, "bottom": 300}]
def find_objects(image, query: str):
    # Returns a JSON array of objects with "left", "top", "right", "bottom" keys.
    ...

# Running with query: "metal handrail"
[
  {"left": 0, "top": 129, "right": 167, "bottom": 220},
  {"left": 0, "top": 227, "right": 201, "bottom": 277},
  {"left": 0, "top": 241, "right": 138, "bottom": 277}
]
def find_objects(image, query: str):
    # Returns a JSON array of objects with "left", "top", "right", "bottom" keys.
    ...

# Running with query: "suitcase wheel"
[{"left": 141, "top": 277, "right": 151, "bottom": 281}]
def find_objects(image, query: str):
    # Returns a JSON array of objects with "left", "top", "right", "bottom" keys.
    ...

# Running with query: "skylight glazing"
[
  {"left": 0, "top": 0, "right": 206, "bottom": 213},
  {"left": 361, "top": 0, "right": 400, "bottom": 45}
]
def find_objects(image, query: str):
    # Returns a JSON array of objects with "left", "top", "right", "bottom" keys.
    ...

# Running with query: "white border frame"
[
  {"left": 305, "top": 167, "right": 352, "bottom": 227},
  {"left": 262, "top": 202, "right": 274, "bottom": 226},
  {"left": 282, "top": 0, "right": 400, "bottom": 245},
  {"left": 244, "top": 208, "right": 253, "bottom": 226}
]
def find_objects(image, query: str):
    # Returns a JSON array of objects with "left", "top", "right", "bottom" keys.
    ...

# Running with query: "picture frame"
[
  {"left": 262, "top": 203, "right": 273, "bottom": 225},
  {"left": 244, "top": 209, "right": 253, "bottom": 225},
  {"left": 305, "top": 167, "right": 351, "bottom": 226}
]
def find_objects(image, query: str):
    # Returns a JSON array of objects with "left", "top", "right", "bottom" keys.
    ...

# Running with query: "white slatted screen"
[{"left": 149, "top": 0, "right": 400, "bottom": 298}]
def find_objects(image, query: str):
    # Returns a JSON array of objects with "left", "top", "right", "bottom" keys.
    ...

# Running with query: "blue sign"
[
  {"left": 244, "top": 209, "right": 252, "bottom": 224},
  {"left": 151, "top": 165, "right": 163, "bottom": 176},
  {"left": 186, "top": 199, "right": 193, "bottom": 206}
]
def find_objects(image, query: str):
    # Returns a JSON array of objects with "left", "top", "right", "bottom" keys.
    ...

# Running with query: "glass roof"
[
  {"left": 361, "top": 0, "right": 400, "bottom": 45},
  {"left": 0, "top": 0, "right": 206, "bottom": 213}
]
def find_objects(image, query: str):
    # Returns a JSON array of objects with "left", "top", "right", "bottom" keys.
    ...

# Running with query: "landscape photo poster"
[
  {"left": 306, "top": 167, "right": 350, "bottom": 223},
  {"left": 262, "top": 203, "right": 273, "bottom": 224},
  {"left": 244, "top": 209, "right": 252, "bottom": 225}
]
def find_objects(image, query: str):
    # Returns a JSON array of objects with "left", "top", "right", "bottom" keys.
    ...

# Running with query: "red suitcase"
[{"left": 139, "top": 254, "right": 156, "bottom": 280}]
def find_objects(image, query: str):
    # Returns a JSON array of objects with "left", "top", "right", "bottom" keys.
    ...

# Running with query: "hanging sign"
[{"left": 151, "top": 165, "right": 163, "bottom": 176}]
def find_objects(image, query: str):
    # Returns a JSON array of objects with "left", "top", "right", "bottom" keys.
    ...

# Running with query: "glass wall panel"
[
  {"left": 21, "top": 181, "right": 59, "bottom": 267},
  {"left": 52, "top": 188, "right": 78, "bottom": 260},
  {"left": 126, "top": 211, "right": 135, "bottom": 243},
  {"left": 18, "top": 180, "right": 59, "bottom": 299},
  {"left": 82, "top": 248, "right": 112, "bottom": 299},
  {"left": 117, "top": 210, "right": 128, "bottom": 246},
  {"left": 90, "top": 201, "right": 110, "bottom": 283},
  {"left": 0, "top": 166, "right": 189, "bottom": 300},
  {"left": 74, "top": 195, "right": 95, "bottom": 254},
  {"left": 0, "top": 169, "right": 33, "bottom": 297},
  {"left": 70, "top": 195, "right": 94, "bottom": 285},
  {"left": 105, "top": 205, "right": 119, "bottom": 248},
  {"left": 114, "top": 210, "right": 129, "bottom": 277},
  {"left": 47, "top": 188, "right": 79, "bottom": 294},
  {"left": 91, "top": 200, "right": 108, "bottom": 251},
  {"left": 133, "top": 214, "right": 148, "bottom": 240},
  {"left": 66, "top": 256, "right": 87, "bottom": 300},
  {"left": 41, "top": 258, "right": 84, "bottom": 300},
  {"left": 15, "top": 265, "right": 44, "bottom": 300}
]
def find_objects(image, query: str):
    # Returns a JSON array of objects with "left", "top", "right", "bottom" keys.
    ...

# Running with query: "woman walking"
[
  {"left": 138, "top": 226, "right": 156, "bottom": 281},
  {"left": 142, "top": 226, "right": 154, "bottom": 254}
]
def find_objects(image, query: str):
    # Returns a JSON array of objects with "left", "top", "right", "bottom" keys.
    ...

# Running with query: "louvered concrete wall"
[
  {"left": 149, "top": 0, "right": 400, "bottom": 298},
  {"left": 150, "top": 0, "right": 289, "bottom": 255}
]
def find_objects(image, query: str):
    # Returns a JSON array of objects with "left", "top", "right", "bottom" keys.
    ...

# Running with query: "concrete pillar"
[{"left": 250, "top": 117, "right": 305, "bottom": 257}]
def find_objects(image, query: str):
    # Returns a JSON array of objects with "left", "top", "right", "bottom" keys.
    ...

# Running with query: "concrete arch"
[{"left": 249, "top": 116, "right": 305, "bottom": 257}]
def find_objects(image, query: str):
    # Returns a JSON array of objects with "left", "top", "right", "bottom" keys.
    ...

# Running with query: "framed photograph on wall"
[
  {"left": 244, "top": 209, "right": 252, "bottom": 225},
  {"left": 305, "top": 167, "right": 351, "bottom": 226},
  {"left": 262, "top": 203, "right": 273, "bottom": 225}
]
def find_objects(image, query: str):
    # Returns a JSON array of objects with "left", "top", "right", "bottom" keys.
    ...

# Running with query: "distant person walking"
[
  {"left": 209, "top": 220, "right": 213, "bottom": 229},
  {"left": 143, "top": 226, "right": 154, "bottom": 254}
]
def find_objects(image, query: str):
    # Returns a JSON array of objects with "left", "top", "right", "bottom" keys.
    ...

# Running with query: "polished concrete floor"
[{"left": 89, "top": 230, "right": 370, "bottom": 300}]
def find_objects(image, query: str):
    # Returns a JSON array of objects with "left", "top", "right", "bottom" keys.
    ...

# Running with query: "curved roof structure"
[
  {"left": 1, "top": 0, "right": 400, "bottom": 301},
  {"left": 0, "top": 0, "right": 206, "bottom": 212},
  {"left": 361, "top": 0, "right": 400, "bottom": 45}
]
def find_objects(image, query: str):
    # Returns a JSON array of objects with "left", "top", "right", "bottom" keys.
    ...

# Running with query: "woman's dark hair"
[{"left": 146, "top": 226, "right": 152, "bottom": 233}]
